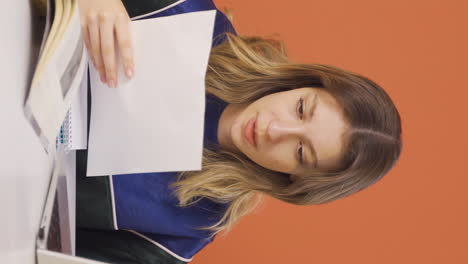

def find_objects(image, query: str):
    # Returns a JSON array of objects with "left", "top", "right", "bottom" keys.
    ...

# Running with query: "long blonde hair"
[{"left": 171, "top": 33, "right": 402, "bottom": 238}]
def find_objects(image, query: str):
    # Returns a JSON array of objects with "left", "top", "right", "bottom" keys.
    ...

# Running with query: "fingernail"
[
  {"left": 126, "top": 68, "right": 133, "bottom": 78},
  {"left": 100, "top": 74, "right": 106, "bottom": 83},
  {"left": 108, "top": 80, "right": 115, "bottom": 88}
]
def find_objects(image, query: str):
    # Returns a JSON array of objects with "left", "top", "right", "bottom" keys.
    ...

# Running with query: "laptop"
[{"left": 36, "top": 147, "right": 107, "bottom": 264}]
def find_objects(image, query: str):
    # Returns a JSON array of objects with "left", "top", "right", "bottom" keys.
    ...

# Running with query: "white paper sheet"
[
  {"left": 68, "top": 64, "right": 89, "bottom": 150},
  {"left": 86, "top": 10, "right": 216, "bottom": 176}
]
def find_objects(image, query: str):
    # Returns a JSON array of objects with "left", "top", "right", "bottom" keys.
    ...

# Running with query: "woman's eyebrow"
[{"left": 305, "top": 93, "right": 319, "bottom": 169}]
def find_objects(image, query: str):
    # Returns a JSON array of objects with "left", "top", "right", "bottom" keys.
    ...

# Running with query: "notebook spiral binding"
[{"left": 56, "top": 109, "right": 73, "bottom": 153}]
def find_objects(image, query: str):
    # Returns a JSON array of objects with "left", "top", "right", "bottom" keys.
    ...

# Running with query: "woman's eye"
[
  {"left": 297, "top": 143, "right": 304, "bottom": 164},
  {"left": 297, "top": 98, "right": 304, "bottom": 119}
]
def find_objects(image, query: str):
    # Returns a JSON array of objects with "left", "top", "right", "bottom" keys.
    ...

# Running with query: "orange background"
[{"left": 192, "top": 0, "right": 468, "bottom": 263}]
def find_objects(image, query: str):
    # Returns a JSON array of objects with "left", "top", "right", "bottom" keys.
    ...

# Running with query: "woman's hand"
[{"left": 78, "top": 0, "right": 134, "bottom": 88}]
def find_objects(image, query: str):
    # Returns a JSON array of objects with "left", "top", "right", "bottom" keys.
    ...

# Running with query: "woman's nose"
[{"left": 266, "top": 119, "right": 303, "bottom": 142}]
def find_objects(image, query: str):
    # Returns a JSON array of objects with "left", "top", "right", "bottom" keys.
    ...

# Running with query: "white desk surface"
[{"left": 0, "top": 2, "right": 56, "bottom": 263}]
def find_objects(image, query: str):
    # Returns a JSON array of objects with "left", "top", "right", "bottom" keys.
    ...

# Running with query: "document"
[
  {"left": 86, "top": 10, "right": 216, "bottom": 176},
  {"left": 24, "top": 0, "right": 87, "bottom": 153}
]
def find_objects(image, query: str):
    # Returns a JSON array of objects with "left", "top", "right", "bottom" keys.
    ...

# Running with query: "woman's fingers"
[
  {"left": 87, "top": 13, "right": 106, "bottom": 83},
  {"left": 115, "top": 16, "right": 134, "bottom": 78},
  {"left": 81, "top": 24, "right": 91, "bottom": 63},
  {"left": 99, "top": 13, "right": 117, "bottom": 88},
  {"left": 78, "top": 0, "right": 133, "bottom": 88}
]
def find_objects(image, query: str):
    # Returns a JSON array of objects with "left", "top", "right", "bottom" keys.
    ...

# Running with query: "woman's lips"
[{"left": 244, "top": 116, "right": 257, "bottom": 148}]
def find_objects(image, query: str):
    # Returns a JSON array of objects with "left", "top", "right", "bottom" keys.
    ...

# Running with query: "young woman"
[{"left": 75, "top": 0, "right": 402, "bottom": 263}]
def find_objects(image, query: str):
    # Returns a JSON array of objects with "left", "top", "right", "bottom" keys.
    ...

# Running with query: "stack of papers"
[{"left": 25, "top": 0, "right": 87, "bottom": 154}]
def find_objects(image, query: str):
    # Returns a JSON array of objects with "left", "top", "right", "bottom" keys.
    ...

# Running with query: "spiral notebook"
[{"left": 56, "top": 66, "right": 89, "bottom": 152}]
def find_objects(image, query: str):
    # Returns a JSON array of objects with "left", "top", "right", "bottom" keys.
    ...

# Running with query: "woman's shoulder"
[
  {"left": 121, "top": 0, "right": 219, "bottom": 19},
  {"left": 121, "top": 0, "right": 237, "bottom": 47}
]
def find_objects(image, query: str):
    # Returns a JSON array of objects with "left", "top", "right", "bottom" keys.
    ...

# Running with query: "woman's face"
[{"left": 218, "top": 87, "right": 349, "bottom": 178}]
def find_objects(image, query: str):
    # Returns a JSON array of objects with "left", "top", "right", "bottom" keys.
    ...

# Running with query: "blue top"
[{"left": 111, "top": 0, "right": 236, "bottom": 260}]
